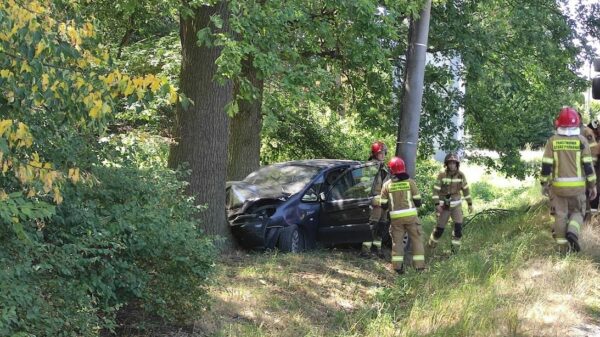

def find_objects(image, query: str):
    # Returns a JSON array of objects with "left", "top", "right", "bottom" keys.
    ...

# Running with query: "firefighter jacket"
[
  {"left": 380, "top": 175, "right": 421, "bottom": 225},
  {"left": 581, "top": 125, "right": 599, "bottom": 165},
  {"left": 371, "top": 160, "right": 390, "bottom": 207},
  {"left": 432, "top": 170, "right": 472, "bottom": 208},
  {"left": 541, "top": 132, "right": 596, "bottom": 197}
]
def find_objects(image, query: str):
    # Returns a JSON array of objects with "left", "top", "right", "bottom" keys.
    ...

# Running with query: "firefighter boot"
[
  {"left": 428, "top": 227, "right": 444, "bottom": 248},
  {"left": 566, "top": 232, "right": 581, "bottom": 253},
  {"left": 450, "top": 223, "right": 463, "bottom": 254}
]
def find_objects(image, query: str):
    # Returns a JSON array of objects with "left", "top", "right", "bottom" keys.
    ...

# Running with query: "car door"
[{"left": 317, "top": 162, "right": 381, "bottom": 244}]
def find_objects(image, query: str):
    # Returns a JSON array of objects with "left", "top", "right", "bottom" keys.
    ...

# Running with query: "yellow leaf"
[
  {"left": 27, "top": 188, "right": 36, "bottom": 198},
  {"left": 0, "top": 189, "right": 8, "bottom": 201},
  {"left": 68, "top": 168, "right": 80, "bottom": 183},
  {"left": 41, "top": 74, "right": 49, "bottom": 91},
  {"left": 0, "top": 69, "right": 13, "bottom": 78},
  {"left": 0, "top": 119, "right": 13, "bottom": 136},
  {"left": 53, "top": 186, "right": 63, "bottom": 204},
  {"left": 34, "top": 41, "right": 45, "bottom": 57},
  {"left": 169, "top": 87, "right": 178, "bottom": 104}
]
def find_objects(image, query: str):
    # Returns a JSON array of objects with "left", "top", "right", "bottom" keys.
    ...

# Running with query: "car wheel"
[{"left": 278, "top": 224, "right": 304, "bottom": 253}]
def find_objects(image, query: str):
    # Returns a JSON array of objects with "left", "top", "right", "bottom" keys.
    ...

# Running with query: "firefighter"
[
  {"left": 428, "top": 152, "right": 473, "bottom": 252},
  {"left": 541, "top": 107, "right": 597, "bottom": 253},
  {"left": 590, "top": 118, "right": 600, "bottom": 215},
  {"left": 379, "top": 156, "right": 424, "bottom": 274},
  {"left": 579, "top": 112, "right": 599, "bottom": 218},
  {"left": 360, "top": 141, "right": 390, "bottom": 258}
]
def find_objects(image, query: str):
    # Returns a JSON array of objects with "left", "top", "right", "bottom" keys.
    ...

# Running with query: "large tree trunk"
[
  {"left": 169, "top": 1, "right": 234, "bottom": 249},
  {"left": 227, "top": 58, "right": 264, "bottom": 181},
  {"left": 396, "top": 0, "right": 432, "bottom": 177}
]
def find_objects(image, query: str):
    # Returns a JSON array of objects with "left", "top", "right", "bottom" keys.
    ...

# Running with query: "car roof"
[{"left": 271, "top": 159, "right": 361, "bottom": 169}]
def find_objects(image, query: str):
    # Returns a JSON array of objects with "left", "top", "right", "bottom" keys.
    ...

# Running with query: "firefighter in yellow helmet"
[
  {"left": 380, "top": 156, "right": 425, "bottom": 274},
  {"left": 360, "top": 141, "right": 390, "bottom": 258},
  {"left": 428, "top": 152, "right": 473, "bottom": 252},
  {"left": 541, "top": 107, "right": 597, "bottom": 253}
]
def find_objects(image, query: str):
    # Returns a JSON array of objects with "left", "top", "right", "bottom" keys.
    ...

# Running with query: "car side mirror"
[{"left": 319, "top": 192, "right": 326, "bottom": 201}]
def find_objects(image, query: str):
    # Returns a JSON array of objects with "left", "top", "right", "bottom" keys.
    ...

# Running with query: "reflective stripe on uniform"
[
  {"left": 542, "top": 157, "right": 554, "bottom": 164},
  {"left": 380, "top": 198, "right": 388, "bottom": 204},
  {"left": 372, "top": 241, "right": 382, "bottom": 247},
  {"left": 391, "top": 255, "right": 403, "bottom": 262},
  {"left": 373, "top": 195, "right": 381, "bottom": 206},
  {"left": 583, "top": 155, "right": 593, "bottom": 163},
  {"left": 555, "top": 238, "right": 568, "bottom": 244},
  {"left": 413, "top": 255, "right": 425, "bottom": 261},
  {"left": 434, "top": 185, "right": 441, "bottom": 190},
  {"left": 450, "top": 200, "right": 462, "bottom": 207},
  {"left": 451, "top": 240, "right": 462, "bottom": 245},
  {"left": 463, "top": 184, "right": 469, "bottom": 189},
  {"left": 553, "top": 177, "right": 585, "bottom": 188},
  {"left": 413, "top": 194, "right": 422, "bottom": 199},
  {"left": 540, "top": 176, "right": 549, "bottom": 182},
  {"left": 588, "top": 174, "right": 597, "bottom": 182},
  {"left": 362, "top": 242, "right": 372, "bottom": 248},
  {"left": 568, "top": 220, "right": 581, "bottom": 232},
  {"left": 432, "top": 195, "right": 439, "bottom": 200},
  {"left": 390, "top": 208, "right": 418, "bottom": 219}
]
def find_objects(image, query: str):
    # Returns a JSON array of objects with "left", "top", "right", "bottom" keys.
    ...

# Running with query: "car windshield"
[{"left": 243, "top": 164, "right": 321, "bottom": 195}]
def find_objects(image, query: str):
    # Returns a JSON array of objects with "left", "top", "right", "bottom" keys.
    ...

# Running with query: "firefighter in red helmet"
[
  {"left": 428, "top": 152, "right": 473, "bottom": 252},
  {"left": 541, "top": 107, "right": 597, "bottom": 253},
  {"left": 361, "top": 141, "right": 390, "bottom": 258},
  {"left": 379, "top": 156, "right": 425, "bottom": 273}
]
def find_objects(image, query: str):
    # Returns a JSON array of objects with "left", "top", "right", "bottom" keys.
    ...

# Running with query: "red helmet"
[
  {"left": 555, "top": 106, "right": 580, "bottom": 128},
  {"left": 371, "top": 141, "right": 387, "bottom": 156},
  {"left": 388, "top": 156, "right": 406, "bottom": 175}
]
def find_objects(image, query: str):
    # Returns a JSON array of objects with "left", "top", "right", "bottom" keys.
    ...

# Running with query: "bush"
[
  {"left": 470, "top": 181, "right": 502, "bottom": 202},
  {"left": 0, "top": 166, "right": 215, "bottom": 336},
  {"left": 415, "top": 158, "right": 442, "bottom": 215}
]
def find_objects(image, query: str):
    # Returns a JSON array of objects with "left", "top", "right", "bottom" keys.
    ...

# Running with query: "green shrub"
[
  {"left": 470, "top": 181, "right": 501, "bottom": 202},
  {"left": 0, "top": 166, "right": 215, "bottom": 336},
  {"left": 415, "top": 158, "right": 442, "bottom": 215}
]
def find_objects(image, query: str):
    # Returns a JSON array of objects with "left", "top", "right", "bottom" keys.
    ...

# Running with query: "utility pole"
[{"left": 396, "top": 0, "right": 432, "bottom": 177}]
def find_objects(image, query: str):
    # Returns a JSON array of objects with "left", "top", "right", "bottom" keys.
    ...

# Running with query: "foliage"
[
  {"left": 430, "top": 0, "right": 589, "bottom": 177},
  {"left": 0, "top": 2, "right": 214, "bottom": 336},
  {"left": 414, "top": 158, "right": 442, "bottom": 215},
  {"left": 0, "top": 0, "right": 177, "bottom": 236},
  {"left": 0, "top": 164, "right": 215, "bottom": 336}
]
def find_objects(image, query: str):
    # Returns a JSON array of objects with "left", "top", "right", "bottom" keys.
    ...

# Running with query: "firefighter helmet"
[
  {"left": 371, "top": 141, "right": 387, "bottom": 156},
  {"left": 388, "top": 156, "right": 406, "bottom": 175},
  {"left": 444, "top": 153, "right": 460, "bottom": 165},
  {"left": 555, "top": 106, "right": 580, "bottom": 128}
]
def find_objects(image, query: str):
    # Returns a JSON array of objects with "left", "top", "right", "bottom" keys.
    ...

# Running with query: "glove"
[
  {"left": 542, "top": 184, "right": 550, "bottom": 197},
  {"left": 468, "top": 204, "right": 474, "bottom": 214},
  {"left": 589, "top": 187, "right": 597, "bottom": 200},
  {"left": 436, "top": 205, "right": 444, "bottom": 214}
]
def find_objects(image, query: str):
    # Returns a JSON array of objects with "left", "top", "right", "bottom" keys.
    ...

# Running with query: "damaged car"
[{"left": 226, "top": 159, "right": 385, "bottom": 252}]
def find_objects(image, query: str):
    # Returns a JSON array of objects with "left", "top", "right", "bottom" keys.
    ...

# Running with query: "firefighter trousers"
[
  {"left": 552, "top": 193, "right": 585, "bottom": 252},
  {"left": 362, "top": 205, "right": 388, "bottom": 253},
  {"left": 390, "top": 221, "right": 425, "bottom": 270},
  {"left": 431, "top": 206, "right": 464, "bottom": 248}
]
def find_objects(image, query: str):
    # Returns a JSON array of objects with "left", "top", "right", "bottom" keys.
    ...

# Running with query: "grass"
[{"left": 125, "top": 163, "right": 600, "bottom": 336}]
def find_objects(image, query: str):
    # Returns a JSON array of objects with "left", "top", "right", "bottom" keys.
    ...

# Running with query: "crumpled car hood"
[{"left": 226, "top": 181, "right": 289, "bottom": 213}]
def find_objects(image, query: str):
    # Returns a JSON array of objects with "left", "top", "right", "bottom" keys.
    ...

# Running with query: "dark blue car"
[{"left": 226, "top": 159, "right": 384, "bottom": 252}]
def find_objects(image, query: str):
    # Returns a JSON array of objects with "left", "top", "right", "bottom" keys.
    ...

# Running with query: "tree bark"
[
  {"left": 227, "top": 57, "right": 264, "bottom": 181},
  {"left": 169, "top": 1, "right": 234, "bottom": 249},
  {"left": 396, "top": 0, "right": 432, "bottom": 177}
]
